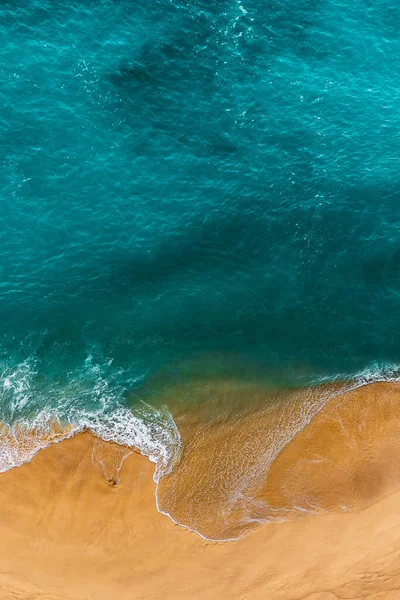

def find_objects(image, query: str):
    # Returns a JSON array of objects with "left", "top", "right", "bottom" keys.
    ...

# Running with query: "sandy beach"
[{"left": 1, "top": 382, "right": 400, "bottom": 599}]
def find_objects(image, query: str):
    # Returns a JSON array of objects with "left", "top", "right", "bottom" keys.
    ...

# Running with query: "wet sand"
[{"left": 1, "top": 381, "right": 400, "bottom": 599}]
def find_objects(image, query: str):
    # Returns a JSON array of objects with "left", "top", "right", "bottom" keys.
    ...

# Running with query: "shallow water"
[{"left": 1, "top": 0, "right": 400, "bottom": 539}]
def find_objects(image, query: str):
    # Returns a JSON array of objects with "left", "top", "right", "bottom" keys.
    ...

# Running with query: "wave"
[
  {"left": 154, "top": 363, "right": 400, "bottom": 541},
  {"left": 311, "top": 362, "right": 400, "bottom": 387},
  {"left": 0, "top": 354, "right": 181, "bottom": 481},
  {"left": 0, "top": 404, "right": 181, "bottom": 482}
]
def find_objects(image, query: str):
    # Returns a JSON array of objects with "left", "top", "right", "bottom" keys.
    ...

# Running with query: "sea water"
[{"left": 1, "top": 0, "right": 400, "bottom": 537}]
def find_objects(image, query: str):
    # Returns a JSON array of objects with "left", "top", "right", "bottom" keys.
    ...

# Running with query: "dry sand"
[{"left": 1, "top": 382, "right": 400, "bottom": 599}]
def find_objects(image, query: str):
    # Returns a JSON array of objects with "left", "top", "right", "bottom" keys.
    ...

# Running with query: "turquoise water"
[{"left": 1, "top": 1, "right": 400, "bottom": 479}]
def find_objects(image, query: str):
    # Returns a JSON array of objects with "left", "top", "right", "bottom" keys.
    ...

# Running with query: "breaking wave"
[{"left": 0, "top": 354, "right": 181, "bottom": 482}]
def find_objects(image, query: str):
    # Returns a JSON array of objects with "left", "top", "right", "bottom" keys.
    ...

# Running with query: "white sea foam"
[
  {"left": 1, "top": 358, "right": 39, "bottom": 415},
  {"left": 0, "top": 354, "right": 181, "bottom": 482},
  {"left": 311, "top": 362, "right": 400, "bottom": 387},
  {"left": 0, "top": 408, "right": 80, "bottom": 473},
  {"left": 75, "top": 404, "right": 181, "bottom": 481},
  {"left": 0, "top": 403, "right": 181, "bottom": 482}
]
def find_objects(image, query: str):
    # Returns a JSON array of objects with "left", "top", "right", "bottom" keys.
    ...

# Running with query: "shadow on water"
[
  {"left": 2, "top": 178, "right": 400, "bottom": 378},
  {"left": 106, "top": 203, "right": 272, "bottom": 288}
]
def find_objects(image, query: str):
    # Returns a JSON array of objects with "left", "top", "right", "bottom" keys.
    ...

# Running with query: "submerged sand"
[{"left": 1, "top": 381, "right": 400, "bottom": 598}]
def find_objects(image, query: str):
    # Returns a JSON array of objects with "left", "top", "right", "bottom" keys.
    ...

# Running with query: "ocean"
[{"left": 1, "top": 0, "right": 400, "bottom": 539}]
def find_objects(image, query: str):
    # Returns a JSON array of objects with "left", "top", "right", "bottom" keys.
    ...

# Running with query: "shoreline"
[{"left": 2, "top": 380, "right": 400, "bottom": 597}]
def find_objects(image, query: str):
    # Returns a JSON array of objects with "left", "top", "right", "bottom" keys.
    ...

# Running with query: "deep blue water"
[{"left": 1, "top": 0, "right": 400, "bottom": 445}]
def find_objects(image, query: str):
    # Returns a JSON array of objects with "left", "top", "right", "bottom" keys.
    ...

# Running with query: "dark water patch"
[{"left": 1, "top": 0, "right": 400, "bottom": 423}]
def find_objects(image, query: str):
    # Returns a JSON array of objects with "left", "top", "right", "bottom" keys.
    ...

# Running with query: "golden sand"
[
  {"left": 157, "top": 380, "right": 400, "bottom": 539},
  {"left": 1, "top": 381, "right": 400, "bottom": 599}
]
